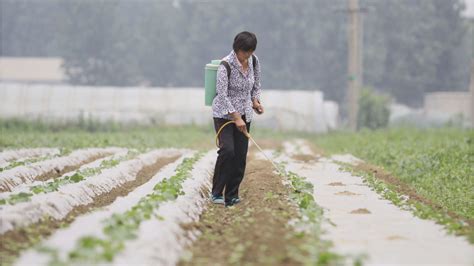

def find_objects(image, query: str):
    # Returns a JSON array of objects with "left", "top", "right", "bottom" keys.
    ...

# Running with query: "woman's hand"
[
  {"left": 252, "top": 99, "right": 264, "bottom": 115},
  {"left": 230, "top": 112, "right": 247, "bottom": 133},
  {"left": 235, "top": 117, "right": 247, "bottom": 133}
]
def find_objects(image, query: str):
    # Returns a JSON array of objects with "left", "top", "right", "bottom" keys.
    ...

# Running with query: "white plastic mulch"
[
  {"left": 15, "top": 150, "right": 215, "bottom": 266},
  {"left": 0, "top": 149, "right": 183, "bottom": 234},
  {"left": 110, "top": 150, "right": 216, "bottom": 266},
  {"left": 0, "top": 148, "right": 61, "bottom": 168},
  {"left": 0, "top": 147, "right": 123, "bottom": 191},
  {"left": 276, "top": 140, "right": 474, "bottom": 265},
  {"left": 0, "top": 149, "right": 129, "bottom": 200}
]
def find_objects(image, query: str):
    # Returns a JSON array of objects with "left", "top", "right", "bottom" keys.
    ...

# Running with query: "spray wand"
[{"left": 215, "top": 121, "right": 286, "bottom": 177}]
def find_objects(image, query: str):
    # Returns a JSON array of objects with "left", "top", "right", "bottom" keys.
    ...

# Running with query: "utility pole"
[
  {"left": 470, "top": 19, "right": 474, "bottom": 128},
  {"left": 470, "top": 60, "right": 474, "bottom": 127},
  {"left": 347, "top": 0, "right": 363, "bottom": 131}
]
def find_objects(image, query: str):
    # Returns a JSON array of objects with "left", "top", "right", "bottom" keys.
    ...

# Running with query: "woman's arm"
[
  {"left": 251, "top": 55, "right": 264, "bottom": 114},
  {"left": 251, "top": 55, "right": 261, "bottom": 103}
]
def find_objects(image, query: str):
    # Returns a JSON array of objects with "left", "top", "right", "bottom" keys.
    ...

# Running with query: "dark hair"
[{"left": 233, "top": 31, "right": 257, "bottom": 52}]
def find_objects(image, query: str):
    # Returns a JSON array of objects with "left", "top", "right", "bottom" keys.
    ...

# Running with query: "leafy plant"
[
  {"left": 0, "top": 151, "right": 138, "bottom": 205},
  {"left": 0, "top": 153, "right": 64, "bottom": 173},
  {"left": 357, "top": 87, "right": 390, "bottom": 130}
]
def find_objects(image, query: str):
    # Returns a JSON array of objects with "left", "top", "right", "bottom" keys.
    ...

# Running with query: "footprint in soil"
[
  {"left": 350, "top": 208, "right": 371, "bottom": 214},
  {"left": 335, "top": 190, "right": 361, "bottom": 196}
]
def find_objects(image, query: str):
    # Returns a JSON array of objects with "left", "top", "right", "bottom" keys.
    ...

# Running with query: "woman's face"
[{"left": 236, "top": 49, "right": 254, "bottom": 62}]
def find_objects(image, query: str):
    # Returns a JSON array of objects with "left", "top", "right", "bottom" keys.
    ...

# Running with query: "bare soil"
[
  {"left": 291, "top": 154, "right": 318, "bottom": 163},
  {"left": 350, "top": 208, "right": 371, "bottom": 214},
  {"left": 179, "top": 152, "right": 307, "bottom": 266},
  {"left": 327, "top": 182, "right": 345, "bottom": 187},
  {"left": 335, "top": 191, "right": 361, "bottom": 196},
  {"left": 249, "top": 139, "right": 283, "bottom": 151}
]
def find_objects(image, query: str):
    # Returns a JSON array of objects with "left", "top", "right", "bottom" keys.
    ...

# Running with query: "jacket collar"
[{"left": 228, "top": 50, "right": 250, "bottom": 76}]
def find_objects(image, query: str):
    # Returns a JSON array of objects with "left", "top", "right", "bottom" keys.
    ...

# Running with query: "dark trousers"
[{"left": 212, "top": 116, "right": 251, "bottom": 201}]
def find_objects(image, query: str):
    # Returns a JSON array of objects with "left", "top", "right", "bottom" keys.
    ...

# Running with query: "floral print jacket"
[{"left": 212, "top": 50, "right": 261, "bottom": 123}]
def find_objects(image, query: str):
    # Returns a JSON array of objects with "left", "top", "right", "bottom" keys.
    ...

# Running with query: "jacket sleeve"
[
  {"left": 214, "top": 64, "right": 236, "bottom": 116},
  {"left": 251, "top": 55, "right": 261, "bottom": 102}
]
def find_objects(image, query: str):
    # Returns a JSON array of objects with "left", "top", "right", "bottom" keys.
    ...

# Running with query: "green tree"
[
  {"left": 362, "top": 0, "right": 469, "bottom": 106},
  {"left": 1, "top": 0, "right": 470, "bottom": 109}
]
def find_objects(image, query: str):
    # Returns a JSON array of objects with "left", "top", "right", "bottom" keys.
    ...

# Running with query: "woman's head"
[{"left": 233, "top": 31, "right": 257, "bottom": 55}]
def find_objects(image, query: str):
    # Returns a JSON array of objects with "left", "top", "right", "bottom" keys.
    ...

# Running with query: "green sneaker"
[
  {"left": 211, "top": 194, "right": 225, "bottom": 205},
  {"left": 225, "top": 197, "right": 241, "bottom": 207}
]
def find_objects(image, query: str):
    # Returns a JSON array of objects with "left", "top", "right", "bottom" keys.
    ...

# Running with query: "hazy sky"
[{"left": 464, "top": 0, "right": 474, "bottom": 18}]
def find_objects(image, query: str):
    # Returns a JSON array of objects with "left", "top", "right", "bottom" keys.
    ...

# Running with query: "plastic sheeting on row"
[
  {"left": 14, "top": 152, "right": 193, "bottom": 265},
  {"left": 0, "top": 148, "right": 60, "bottom": 167},
  {"left": 0, "top": 147, "right": 122, "bottom": 192},
  {"left": 0, "top": 149, "right": 183, "bottom": 234}
]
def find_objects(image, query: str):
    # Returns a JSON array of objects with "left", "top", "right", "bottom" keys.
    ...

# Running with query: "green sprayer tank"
[{"left": 204, "top": 60, "right": 222, "bottom": 106}]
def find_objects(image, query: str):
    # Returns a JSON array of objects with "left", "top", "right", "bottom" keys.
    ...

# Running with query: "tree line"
[{"left": 1, "top": 0, "right": 471, "bottom": 107}]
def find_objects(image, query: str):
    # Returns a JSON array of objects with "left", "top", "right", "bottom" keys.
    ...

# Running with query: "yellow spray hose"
[{"left": 215, "top": 121, "right": 285, "bottom": 176}]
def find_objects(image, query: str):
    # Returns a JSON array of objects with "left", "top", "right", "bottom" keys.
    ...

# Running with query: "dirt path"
[
  {"left": 279, "top": 140, "right": 474, "bottom": 265},
  {"left": 179, "top": 151, "right": 308, "bottom": 265}
]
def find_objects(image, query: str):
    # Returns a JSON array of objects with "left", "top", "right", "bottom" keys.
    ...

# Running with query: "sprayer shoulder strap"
[
  {"left": 220, "top": 54, "right": 257, "bottom": 80},
  {"left": 220, "top": 61, "right": 231, "bottom": 80}
]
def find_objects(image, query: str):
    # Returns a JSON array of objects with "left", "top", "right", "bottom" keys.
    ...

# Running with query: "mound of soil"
[
  {"left": 335, "top": 191, "right": 360, "bottom": 196},
  {"left": 350, "top": 208, "right": 371, "bottom": 214},
  {"left": 327, "top": 182, "right": 345, "bottom": 186}
]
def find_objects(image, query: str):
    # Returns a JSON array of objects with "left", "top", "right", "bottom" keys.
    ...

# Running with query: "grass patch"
[
  {"left": 0, "top": 119, "right": 216, "bottom": 150},
  {"left": 0, "top": 118, "right": 311, "bottom": 151}
]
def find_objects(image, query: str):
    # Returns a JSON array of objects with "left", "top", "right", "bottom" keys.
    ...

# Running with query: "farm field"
[
  {"left": 0, "top": 120, "right": 473, "bottom": 265},
  {"left": 311, "top": 128, "right": 474, "bottom": 241},
  {"left": 3, "top": 0, "right": 472, "bottom": 264}
]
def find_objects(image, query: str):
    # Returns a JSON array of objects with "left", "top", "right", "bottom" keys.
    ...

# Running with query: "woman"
[{"left": 211, "top": 31, "right": 264, "bottom": 207}]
